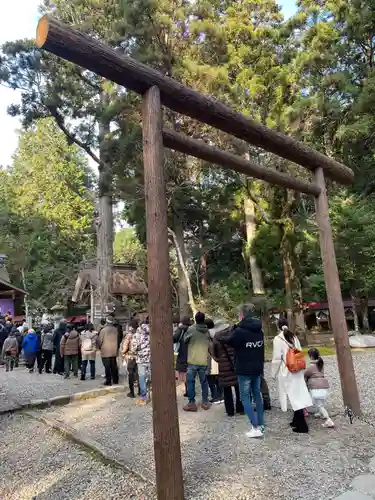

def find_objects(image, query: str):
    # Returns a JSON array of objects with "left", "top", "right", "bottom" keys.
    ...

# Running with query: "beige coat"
[
  {"left": 60, "top": 330, "right": 80, "bottom": 357},
  {"left": 98, "top": 324, "right": 119, "bottom": 358},
  {"left": 80, "top": 329, "right": 98, "bottom": 361}
]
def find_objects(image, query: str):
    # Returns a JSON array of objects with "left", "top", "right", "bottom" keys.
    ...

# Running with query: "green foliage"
[
  {"left": 195, "top": 272, "right": 250, "bottom": 322},
  {"left": 113, "top": 227, "right": 147, "bottom": 277},
  {"left": 330, "top": 194, "right": 375, "bottom": 296},
  {"left": 3, "top": 0, "right": 375, "bottom": 318},
  {"left": 0, "top": 120, "right": 95, "bottom": 309},
  {"left": 11, "top": 119, "right": 93, "bottom": 234}
]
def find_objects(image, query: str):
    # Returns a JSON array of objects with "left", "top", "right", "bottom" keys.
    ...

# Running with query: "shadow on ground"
[
  {"left": 39, "top": 390, "right": 375, "bottom": 500},
  {"left": 0, "top": 413, "right": 155, "bottom": 500}
]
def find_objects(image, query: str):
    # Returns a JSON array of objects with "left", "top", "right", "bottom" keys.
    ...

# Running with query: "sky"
[{"left": 0, "top": 0, "right": 297, "bottom": 167}]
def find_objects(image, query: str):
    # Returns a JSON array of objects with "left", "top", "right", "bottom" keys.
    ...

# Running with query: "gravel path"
[
  {"left": 0, "top": 413, "right": 156, "bottom": 500},
  {"left": 0, "top": 354, "right": 126, "bottom": 411},
  {"left": 3, "top": 351, "right": 375, "bottom": 499},
  {"left": 36, "top": 352, "right": 375, "bottom": 500}
]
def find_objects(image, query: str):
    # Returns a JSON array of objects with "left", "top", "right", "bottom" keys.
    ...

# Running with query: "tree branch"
[
  {"left": 46, "top": 105, "right": 103, "bottom": 168},
  {"left": 73, "top": 68, "right": 101, "bottom": 91}
]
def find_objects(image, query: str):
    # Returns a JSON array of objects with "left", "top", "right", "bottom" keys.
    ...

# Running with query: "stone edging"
[
  {"left": 0, "top": 385, "right": 126, "bottom": 415},
  {"left": 25, "top": 410, "right": 155, "bottom": 487}
]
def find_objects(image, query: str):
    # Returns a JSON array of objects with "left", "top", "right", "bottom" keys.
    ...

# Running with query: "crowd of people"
[
  {"left": 172, "top": 304, "right": 335, "bottom": 438},
  {"left": 0, "top": 313, "right": 124, "bottom": 385},
  {"left": 0, "top": 304, "right": 335, "bottom": 438}
]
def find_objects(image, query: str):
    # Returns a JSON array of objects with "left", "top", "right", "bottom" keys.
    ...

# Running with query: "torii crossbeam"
[{"left": 36, "top": 15, "right": 360, "bottom": 500}]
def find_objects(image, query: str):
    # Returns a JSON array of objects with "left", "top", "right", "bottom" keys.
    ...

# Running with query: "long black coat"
[
  {"left": 173, "top": 325, "right": 188, "bottom": 373},
  {"left": 211, "top": 328, "right": 238, "bottom": 388},
  {"left": 53, "top": 324, "right": 66, "bottom": 373}
]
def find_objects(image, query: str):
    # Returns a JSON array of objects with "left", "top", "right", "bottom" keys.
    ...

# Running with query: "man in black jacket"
[
  {"left": 52, "top": 322, "right": 66, "bottom": 375},
  {"left": 221, "top": 303, "right": 265, "bottom": 438}
]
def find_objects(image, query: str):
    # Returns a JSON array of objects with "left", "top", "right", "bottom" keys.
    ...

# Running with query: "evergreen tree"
[{"left": 0, "top": 119, "right": 95, "bottom": 309}]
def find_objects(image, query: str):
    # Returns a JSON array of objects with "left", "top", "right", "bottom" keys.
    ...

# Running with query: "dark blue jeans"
[
  {"left": 81, "top": 359, "right": 95, "bottom": 379},
  {"left": 187, "top": 364, "right": 209, "bottom": 404},
  {"left": 238, "top": 375, "right": 264, "bottom": 427}
]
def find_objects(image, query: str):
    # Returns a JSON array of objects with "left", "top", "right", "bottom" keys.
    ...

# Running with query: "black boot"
[{"left": 292, "top": 410, "right": 309, "bottom": 433}]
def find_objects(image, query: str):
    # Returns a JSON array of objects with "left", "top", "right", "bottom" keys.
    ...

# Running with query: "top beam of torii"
[{"left": 36, "top": 15, "right": 353, "bottom": 186}]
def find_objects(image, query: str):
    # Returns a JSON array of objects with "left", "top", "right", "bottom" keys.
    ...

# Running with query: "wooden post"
[
  {"left": 314, "top": 167, "right": 361, "bottom": 415},
  {"left": 142, "top": 86, "right": 184, "bottom": 500}
]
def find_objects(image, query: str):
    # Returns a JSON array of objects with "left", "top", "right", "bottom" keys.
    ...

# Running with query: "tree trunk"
[
  {"left": 351, "top": 296, "right": 360, "bottom": 333},
  {"left": 97, "top": 88, "right": 113, "bottom": 317},
  {"left": 169, "top": 223, "right": 196, "bottom": 318},
  {"left": 361, "top": 297, "right": 370, "bottom": 332},
  {"left": 281, "top": 244, "right": 295, "bottom": 330},
  {"left": 281, "top": 240, "right": 307, "bottom": 344},
  {"left": 199, "top": 223, "right": 207, "bottom": 296},
  {"left": 244, "top": 196, "right": 265, "bottom": 295},
  {"left": 292, "top": 252, "right": 308, "bottom": 346},
  {"left": 278, "top": 189, "right": 307, "bottom": 342},
  {"left": 21, "top": 267, "right": 31, "bottom": 327}
]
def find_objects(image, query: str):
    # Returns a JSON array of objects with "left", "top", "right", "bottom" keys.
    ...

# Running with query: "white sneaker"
[
  {"left": 214, "top": 398, "right": 224, "bottom": 405},
  {"left": 246, "top": 427, "right": 264, "bottom": 438},
  {"left": 322, "top": 418, "right": 335, "bottom": 428}
]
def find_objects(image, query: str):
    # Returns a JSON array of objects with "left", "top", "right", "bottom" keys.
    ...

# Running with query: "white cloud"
[{"left": 0, "top": 0, "right": 40, "bottom": 166}]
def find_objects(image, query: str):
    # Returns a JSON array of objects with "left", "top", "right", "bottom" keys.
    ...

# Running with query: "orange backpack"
[{"left": 283, "top": 339, "right": 306, "bottom": 373}]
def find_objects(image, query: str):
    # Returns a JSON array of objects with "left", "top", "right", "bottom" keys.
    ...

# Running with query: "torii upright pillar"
[
  {"left": 314, "top": 167, "right": 360, "bottom": 415},
  {"left": 142, "top": 85, "right": 184, "bottom": 499}
]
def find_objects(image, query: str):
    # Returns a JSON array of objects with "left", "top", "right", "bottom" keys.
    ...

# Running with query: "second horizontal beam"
[{"left": 162, "top": 129, "right": 321, "bottom": 196}]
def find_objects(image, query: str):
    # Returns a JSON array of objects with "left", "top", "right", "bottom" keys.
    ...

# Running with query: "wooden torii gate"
[{"left": 37, "top": 15, "right": 360, "bottom": 500}]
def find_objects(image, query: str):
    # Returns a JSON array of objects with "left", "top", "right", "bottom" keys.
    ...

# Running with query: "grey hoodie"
[
  {"left": 41, "top": 331, "right": 54, "bottom": 351},
  {"left": 2, "top": 332, "right": 18, "bottom": 356}
]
